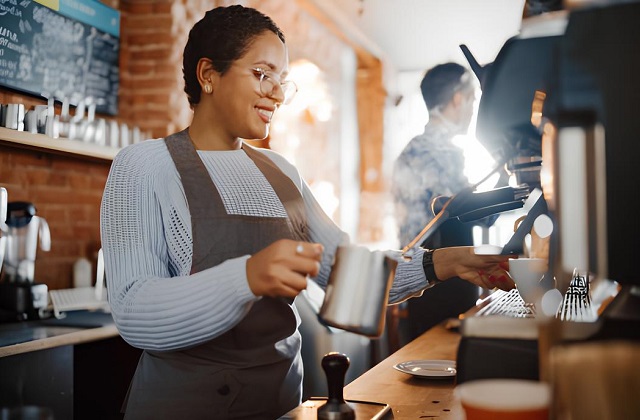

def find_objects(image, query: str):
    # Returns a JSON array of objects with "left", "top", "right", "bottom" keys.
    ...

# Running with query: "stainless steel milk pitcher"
[
  {"left": 318, "top": 197, "right": 454, "bottom": 337},
  {"left": 319, "top": 246, "right": 399, "bottom": 337}
]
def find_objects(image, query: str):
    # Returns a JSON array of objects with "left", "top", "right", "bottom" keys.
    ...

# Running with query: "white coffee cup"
[{"left": 509, "top": 258, "right": 547, "bottom": 303}]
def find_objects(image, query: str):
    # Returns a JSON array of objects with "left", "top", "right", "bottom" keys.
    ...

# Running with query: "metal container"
[
  {"left": 318, "top": 197, "right": 452, "bottom": 337},
  {"left": 3, "top": 202, "right": 51, "bottom": 283},
  {"left": 319, "top": 246, "right": 399, "bottom": 337},
  {"left": 0, "top": 187, "right": 7, "bottom": 274},
  {"left": 1, "top": 104, "right": 25, "bottom": 130}
]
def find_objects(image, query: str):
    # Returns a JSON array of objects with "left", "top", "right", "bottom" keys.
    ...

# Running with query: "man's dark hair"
[
  {"left": 420, "top": 62, "right": 470, "bottom": 111},
  {"left": 525, "top": 0, "right": 563, "bottom": 17},
  {"left": 183, "top": 5, "right": 285, "bottom": 106}
]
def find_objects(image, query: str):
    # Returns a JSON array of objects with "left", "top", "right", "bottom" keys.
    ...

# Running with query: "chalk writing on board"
[{"left": 0, "top": 0, "right": 119, "bottom": 115}]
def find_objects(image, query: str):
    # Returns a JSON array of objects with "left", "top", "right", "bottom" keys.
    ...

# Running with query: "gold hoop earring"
[{"left": 204, "top": 84, "right": 212, "bottom": 94}]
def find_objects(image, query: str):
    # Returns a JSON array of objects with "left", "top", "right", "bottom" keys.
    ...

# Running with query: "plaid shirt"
[{"left": 392, "top": 123, "right": 470, "bottom": 246}]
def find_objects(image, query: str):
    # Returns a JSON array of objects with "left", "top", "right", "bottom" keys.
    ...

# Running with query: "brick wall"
[
  {"left": 0, "top": 1, "right": 217, "bottom": 289},
  {"left": 118, "top": 0, "right": 194, "bottom": 138},
  {"left": 0, "top": 147, "right": 110, "bottom": 289}
]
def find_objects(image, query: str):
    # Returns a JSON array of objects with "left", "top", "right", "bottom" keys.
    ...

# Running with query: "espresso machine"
[
  {"left": 0, "top": 201, "right": 51, "bottom": 321},
  {"left": 456, "top": 1, "right": 640, "bottom": 383}
]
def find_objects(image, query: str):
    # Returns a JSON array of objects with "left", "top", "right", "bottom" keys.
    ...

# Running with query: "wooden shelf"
[{"left": 0, "top": 127, "right": 119, "bottom": 161}]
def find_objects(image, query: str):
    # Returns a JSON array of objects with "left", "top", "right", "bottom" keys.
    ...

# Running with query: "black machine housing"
[{"left": 457, "top": 1, "right": 640, "bottom": 383}]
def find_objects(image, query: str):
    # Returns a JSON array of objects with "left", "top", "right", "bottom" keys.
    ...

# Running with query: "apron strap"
[
  {"left": 164, "top": 128, "right": 226, "bottom": 216},
  {"left": 243, "top": 143, "right": 310, "bottom": 242}
]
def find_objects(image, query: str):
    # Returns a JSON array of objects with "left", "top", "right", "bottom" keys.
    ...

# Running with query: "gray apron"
[{"left": 123, "top": 129, "right": 310, "bottom": 419}]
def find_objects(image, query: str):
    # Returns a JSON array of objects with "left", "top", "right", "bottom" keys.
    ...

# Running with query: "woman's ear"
[{"left": 196, "top": 58, "right": 218, "bottom": 94}]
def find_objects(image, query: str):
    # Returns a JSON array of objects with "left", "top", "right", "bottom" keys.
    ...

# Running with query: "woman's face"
[{"left": 210, "top": 31, "right": 289, "bottom": 141}]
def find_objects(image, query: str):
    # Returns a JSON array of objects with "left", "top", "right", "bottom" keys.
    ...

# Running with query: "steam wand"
[{"left": 401, "top": 150, "right": 516, "bottom": 260}]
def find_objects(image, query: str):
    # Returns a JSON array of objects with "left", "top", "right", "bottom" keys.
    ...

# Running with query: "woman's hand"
[
  {"left": 246, "top": 239, "right": 324, "bottom": 298},
  {"left": 432, "top": 246, "right": 515, "bottom": 291}
]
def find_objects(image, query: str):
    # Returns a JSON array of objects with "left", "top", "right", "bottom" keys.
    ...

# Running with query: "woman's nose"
[{"left": 267, "top": 82, "right": 285, "bottom": 105}]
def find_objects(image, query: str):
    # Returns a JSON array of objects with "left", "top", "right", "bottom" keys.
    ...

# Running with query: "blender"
[
  {"left": 0, "top": 188, "right": 7, "bottom": 284},
  {"left": 0, "top": 201, "right": 51, "bottom": 321}
]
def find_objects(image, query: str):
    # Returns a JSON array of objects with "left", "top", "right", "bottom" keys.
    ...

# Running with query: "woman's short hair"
[{"left": 183, "top": 5, "right": 285, "bottom": 106}]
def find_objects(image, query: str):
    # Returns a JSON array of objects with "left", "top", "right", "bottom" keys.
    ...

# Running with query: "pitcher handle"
[{"left": 37, "top": 216, "right": 51, "bottom": 252}]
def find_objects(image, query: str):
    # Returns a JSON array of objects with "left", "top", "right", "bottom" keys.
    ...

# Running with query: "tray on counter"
[{"left": 280, "top": 397, "right": 391, "bottom": 419}]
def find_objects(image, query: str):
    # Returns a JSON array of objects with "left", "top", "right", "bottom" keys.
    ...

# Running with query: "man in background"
[{"left": 391, "top": 62, "right": 479, "bottom": 344}]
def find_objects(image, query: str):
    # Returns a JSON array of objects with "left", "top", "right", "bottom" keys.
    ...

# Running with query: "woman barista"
[{"left": 100, "top": 5, "right": 514, "bottom": 419}]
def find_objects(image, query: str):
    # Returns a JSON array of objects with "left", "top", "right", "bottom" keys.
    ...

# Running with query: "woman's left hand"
[{"left": 432, "top": 247, "right": 515, "bottom": 291}]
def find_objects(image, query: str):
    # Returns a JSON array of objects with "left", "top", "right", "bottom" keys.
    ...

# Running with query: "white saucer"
[{"left": 393, "top": 360, "right": 457, "bottom": 378}]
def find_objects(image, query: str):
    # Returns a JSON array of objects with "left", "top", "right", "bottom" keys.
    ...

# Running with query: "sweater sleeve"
[
  {"left": 389, "top": 247, "right": 433, "bottom": 304},
  {"left": 100, "top": 142, "right": 259, "bottom": 352}
]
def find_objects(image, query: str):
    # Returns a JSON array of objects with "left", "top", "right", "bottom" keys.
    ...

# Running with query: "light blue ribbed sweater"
[{"left": 100, "top": 139, "right": 429, "bottom": 352}]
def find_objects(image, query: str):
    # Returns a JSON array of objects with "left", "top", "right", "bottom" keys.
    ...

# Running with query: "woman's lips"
[{"left": 256, "top": 107, "right": 274, "bottom": 124}]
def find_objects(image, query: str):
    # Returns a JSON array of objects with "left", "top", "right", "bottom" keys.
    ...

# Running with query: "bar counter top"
[
  {"left": 0, "top": 310, "right": 118, "bottom": 358},
  {"left": 2, "top": 310, "right": 465, "bottom": 418},
  {"left": 344, "top": 324, "right": 464, "bottom": 419}
]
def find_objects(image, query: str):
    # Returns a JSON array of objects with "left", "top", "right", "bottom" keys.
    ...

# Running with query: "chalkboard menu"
[{"left": 0, "top": 0, "right": 120, "bottom": 115}]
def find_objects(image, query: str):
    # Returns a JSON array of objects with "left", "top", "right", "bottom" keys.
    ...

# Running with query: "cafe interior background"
[
  {"left": 0, "top": 0, "right": 534, "bottom": 397},
  {"left": 6, "top": 0, "right": 639, "bottom": 412},
  {"left": 0, "top": 0, "right": 525, "bottom": 289}
]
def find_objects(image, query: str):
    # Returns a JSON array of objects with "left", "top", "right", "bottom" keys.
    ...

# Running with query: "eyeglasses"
[{"left": 251, "top": 67, "right": 298, "bottom": 105}]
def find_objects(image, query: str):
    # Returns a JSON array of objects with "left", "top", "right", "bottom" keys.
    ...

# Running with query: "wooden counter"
[
  {"left": 344, "top": 324, "right": 464, "bottom": 419},
  {"left": 0, "top": 310, "right": 119, "bottom": 358},
  {"left": 0, "top": 324, "right": 119, "bottom": 358},
  {"left": 0, "top": 126, "right": 119, "bottom": 161}
]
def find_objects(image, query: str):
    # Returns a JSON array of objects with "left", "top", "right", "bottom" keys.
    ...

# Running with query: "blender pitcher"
[
  {"left": 0, "top": 187, "right": 7, "bottom": 274},
  {"left": 3, "top": 202, "right": 51, "bottom": 283}
]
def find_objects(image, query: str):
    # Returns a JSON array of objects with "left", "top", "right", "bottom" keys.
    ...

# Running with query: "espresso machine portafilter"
[{"left": 318, "top": 156, "right": 528, "bottom": 337}]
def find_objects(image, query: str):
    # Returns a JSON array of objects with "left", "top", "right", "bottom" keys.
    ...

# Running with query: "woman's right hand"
[
  {"left": 246, "top": 239, "right": 324, "bottom": 298},
  {"left": 432, "top": 246, "right": 516, "bottom": 291}
]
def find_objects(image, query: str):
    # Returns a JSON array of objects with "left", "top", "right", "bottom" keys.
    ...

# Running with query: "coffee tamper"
[{"left": 317, "top": 352, "right": 355, "bottom": 420}]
